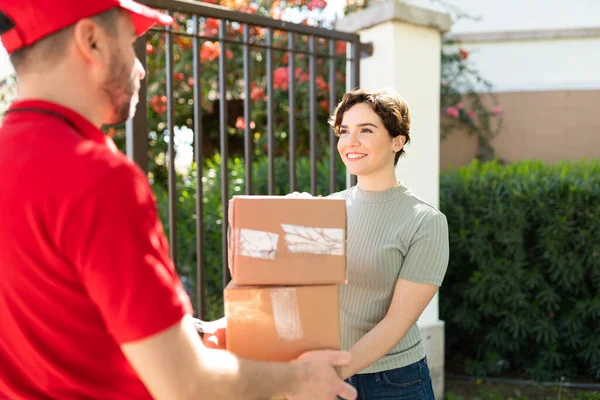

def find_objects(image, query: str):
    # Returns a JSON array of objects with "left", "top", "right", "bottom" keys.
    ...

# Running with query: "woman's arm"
[
  {"left": 340, "top": 213, "right": 449, "bottom": 378},
  {"left": 340, "top": 279, "right": 439, "bottom": 379}
]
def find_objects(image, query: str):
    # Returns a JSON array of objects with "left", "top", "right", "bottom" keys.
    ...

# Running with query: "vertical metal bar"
[
  {"left": 328, "top": 39, "right": 336, "bottom": 194},
  {"left": 352, "top": 39, "right": 360, "bottom": 93},
  {"left": 266, "top": 28, "right": 275, "bottom": 195},
  {"left": 309, "top": 35, "right": 317, "bottom": 195},
  {"left": 345, "top": 41, "right": 354, "bottom": 189},
  {"left": 166, "top": 22, "right": 178, "bottom": 266},
  {"left": 288, "top": 32, "right": 296, "bottom": 193},
  {"left": 192, "top": 16, "right": 205, "bottom": 319},
  {"left": 219, "top": 19, "right": 230, "bottom": 288},
  {"left": 243, "top": 24, "right": 252, "bottom": 195},
  {"left": 126, "top": 34, "right": 149, "bottom": 174},
  {"left": 351, "top": 39, "right": 360, "bottom": 187}
]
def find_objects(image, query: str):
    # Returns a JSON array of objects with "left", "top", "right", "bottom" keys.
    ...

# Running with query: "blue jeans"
[{"left": 344, "top": 358, "right": 435, "bottom": 400}]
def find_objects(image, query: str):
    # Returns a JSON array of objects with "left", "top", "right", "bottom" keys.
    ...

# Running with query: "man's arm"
[{"left": 122, "top": 314, "right": 357, "bottom": 400}]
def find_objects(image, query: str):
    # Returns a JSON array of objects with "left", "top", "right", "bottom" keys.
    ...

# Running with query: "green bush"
[
  {"left": 153, "top": 152, "right": 347, "bottom": 320},
  {"left": 439, "top": 159, "right": 600, "bottom": 382}
]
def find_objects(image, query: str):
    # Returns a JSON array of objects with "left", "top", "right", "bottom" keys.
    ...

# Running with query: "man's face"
[{"left": 101, "top": 13, "right": 145, "bottom": 126}]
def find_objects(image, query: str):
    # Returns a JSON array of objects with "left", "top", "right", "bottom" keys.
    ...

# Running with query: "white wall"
[
  {"left": 404, "top": 0, "right": 600, "bottom": 93},
  {"left": 461, "top": 38, "right": 600, "bottom": 92},
  {"left": 405, "top": 0, "right": 600, "bottom": 33},
  {"left": 0, "top": 45, "right": 12, "bottom": 80}
]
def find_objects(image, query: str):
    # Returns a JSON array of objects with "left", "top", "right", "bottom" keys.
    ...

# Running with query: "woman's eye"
[
  {"left": 361, "top": 129, "right": 372, "bottom": 134},
  {"left": 339, "top": 130, "right": 348, "bottom": 135}
]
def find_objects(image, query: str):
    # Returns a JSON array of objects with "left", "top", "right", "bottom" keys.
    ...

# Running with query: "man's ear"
[
  {"left": 0, "top": 11, "right": 15, "bottom": 35},
  {"left": 71, "top": 19, "right": 107, "bottom": 64}
]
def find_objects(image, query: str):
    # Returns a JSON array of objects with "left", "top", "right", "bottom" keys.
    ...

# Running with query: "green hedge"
[{"left": 439, "top": 159, "right": 600, "bottom": 382}]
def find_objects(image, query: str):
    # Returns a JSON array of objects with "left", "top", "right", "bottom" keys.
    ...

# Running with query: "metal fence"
[{"left": 126, "top": 0, "right": 365, "bottom": 318}]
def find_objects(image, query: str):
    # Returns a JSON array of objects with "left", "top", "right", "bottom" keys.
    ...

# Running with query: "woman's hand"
[{"left": 194, "top": 317, "right": 227, "bottom": 349}]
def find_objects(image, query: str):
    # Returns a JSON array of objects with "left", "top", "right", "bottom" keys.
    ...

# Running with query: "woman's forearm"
[
  {"left": 341, "top": 280, "right": 440, "bottom": 379},
  {"left": 340, "top": 315, "right": 412, "bottom": 379}
]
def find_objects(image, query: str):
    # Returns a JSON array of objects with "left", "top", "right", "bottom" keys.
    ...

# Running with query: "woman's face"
[{"left": 337, "top": 103, "right": 402, "bottom": 179}]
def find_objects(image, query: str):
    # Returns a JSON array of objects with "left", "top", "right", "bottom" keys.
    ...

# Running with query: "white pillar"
[{"left": 337, "top": 3, "right": 451, "bottom": 398}]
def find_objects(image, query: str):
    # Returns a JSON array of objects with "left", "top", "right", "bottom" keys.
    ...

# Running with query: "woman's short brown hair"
[{"left": 328, "top": 89, "right": 411, "bottom": 166}]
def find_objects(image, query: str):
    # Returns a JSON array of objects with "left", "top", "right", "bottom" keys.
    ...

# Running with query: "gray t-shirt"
[{"left": 329, "top": 182, "right": 449, "bottom": 374}]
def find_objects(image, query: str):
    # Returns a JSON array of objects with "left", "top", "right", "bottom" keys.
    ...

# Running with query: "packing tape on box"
[
  {"left": 270, "top": 288, "right": 304, "bottom": 341},
  {"left": 235, "top": 225, "right": 344, "bottom": 259},
  {"left": 236, "top": 228, "right": 279, "bottom": 259},
  {"left": 280, "top": 224, "right": 344, "bottom": 255}
]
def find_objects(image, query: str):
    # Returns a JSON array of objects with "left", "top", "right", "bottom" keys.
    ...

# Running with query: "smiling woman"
[{"left": 327, "top": 89, "right": 450, "bottom": 400}]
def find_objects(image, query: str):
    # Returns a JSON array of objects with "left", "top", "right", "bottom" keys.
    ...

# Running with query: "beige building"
[{"left": 403, "top": 0, "right": 600, "bottom": 169}]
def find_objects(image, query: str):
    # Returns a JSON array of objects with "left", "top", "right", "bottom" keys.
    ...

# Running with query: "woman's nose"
[{"left": 346, "top": 130, "right": 360, "bottom": 146}]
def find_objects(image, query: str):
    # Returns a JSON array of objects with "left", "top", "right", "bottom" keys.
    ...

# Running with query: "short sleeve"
[
  {"left": 62, "top": 164, "right": 194, "bottom": 344},
  {"left": 398, "top": 212, "right": 449, "bottom": 286}
]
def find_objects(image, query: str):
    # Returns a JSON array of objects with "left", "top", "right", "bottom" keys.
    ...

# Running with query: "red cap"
[{"left": 0, "top": 0, "right": 173, "bottom": 54}]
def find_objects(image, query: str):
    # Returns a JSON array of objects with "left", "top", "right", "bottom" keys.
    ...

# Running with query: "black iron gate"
[{"left": 126, "top": 0, "right": 363, "bottom": 318}]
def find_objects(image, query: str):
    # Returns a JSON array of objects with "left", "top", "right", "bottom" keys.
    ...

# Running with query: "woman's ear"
[{"left": 393, "top": 135, "right": 406, "bottom": 152}]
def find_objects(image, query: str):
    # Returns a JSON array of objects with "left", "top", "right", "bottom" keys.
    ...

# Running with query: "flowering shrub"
[{"left": 440, "top": 41, "right": 504, "bottom": 161}]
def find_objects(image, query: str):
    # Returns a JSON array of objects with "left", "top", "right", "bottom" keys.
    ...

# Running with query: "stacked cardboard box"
[{"left": 224, "top": 195, "right": 347, "bottom": 362}]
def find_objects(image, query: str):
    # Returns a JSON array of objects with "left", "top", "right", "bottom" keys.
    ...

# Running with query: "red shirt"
[{"left": 0, "top": 100, "right": 194, "bottom": 399}]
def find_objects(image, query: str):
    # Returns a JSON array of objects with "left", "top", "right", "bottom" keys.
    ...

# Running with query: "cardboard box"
[
  {"left": 228, "top": 196, "right": 347, "bottom": 285},
  {"left": 224, "top": 283, "right": 340, "bottom": 362}
]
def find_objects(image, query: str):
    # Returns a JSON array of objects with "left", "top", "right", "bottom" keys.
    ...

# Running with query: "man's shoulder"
[{"left": 3, "top": 118, "right": 147, "bottom": 206}]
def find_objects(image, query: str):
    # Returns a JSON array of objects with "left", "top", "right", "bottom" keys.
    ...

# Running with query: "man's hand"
[{"left": 285, "top": 350, "right": 357, "bottom": 400}]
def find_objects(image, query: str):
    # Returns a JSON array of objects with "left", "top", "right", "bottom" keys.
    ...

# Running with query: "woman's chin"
[{"left": 344, "top": 166, "right": 364, "bottom": 177}]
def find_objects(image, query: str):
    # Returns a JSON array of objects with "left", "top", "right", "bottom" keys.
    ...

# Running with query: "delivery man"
[{"left": 0, "top": 1, "right": 357, "bottom": 399}]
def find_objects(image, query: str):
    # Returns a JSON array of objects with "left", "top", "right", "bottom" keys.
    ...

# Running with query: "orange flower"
[
  {"left": 294, "top": 67, "right": 309, "bottom": 82},
  {"left": 320, "top": 100, "right": 329, "bottom": 112},
  {"left": 200, "top": 41, "right": 220, "bottom": 63},
  {"left": 151, "top": 95, "right": 168, "bottom": 115},
  {"left": 316, "top": 76, "right": 328, "bottom": 91},
  {"left": 250, "top": 86, "right": 265, "bottom": 101},
  {"left": 175, "top": 36, "right": 192, "bottom": 49},
  {"left": 459, "top": 48, "right": 469, "bottom": 60},
  {"left": 204, "top": 18, "right": 220, "bottom": 37}
]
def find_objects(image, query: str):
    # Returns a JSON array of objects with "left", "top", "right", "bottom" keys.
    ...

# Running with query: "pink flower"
[
  {"left": 467, "top": 110, "right": 476, "bottom": 119},
  {"left": 446, "top": 107, "right": 459, "bottom": 118},
  {"left": 491, "top": 106, "right": 502, "bottom": 115},
  {"left": 273, "top": 67, "right": 289, "bottom": 90},
  {"left": 235, "top": 116, "right": 245, "bottom": 130},
  {"left": 456, "top": 103, "right": 464, "bottom": 109},
  {"left": 307, "top": 0, "right": 328, "bottom": 10}
]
